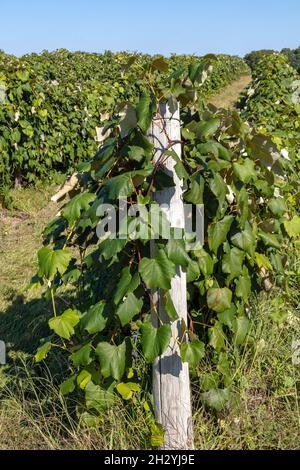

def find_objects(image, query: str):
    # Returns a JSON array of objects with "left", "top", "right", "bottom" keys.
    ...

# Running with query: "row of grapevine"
[
  {"left": 200, "top": 54, "right": 249, "bottom": 96},
  {"left": 0, "top": 49, "right": 249, "bottom": 201},
  {"left": 241, "top": 53, "right": 300, "bottom": 179}
]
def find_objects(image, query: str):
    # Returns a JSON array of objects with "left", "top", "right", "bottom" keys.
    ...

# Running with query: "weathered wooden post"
[{"left": 148, "top": 100, "right": 194, "bottom": 450}]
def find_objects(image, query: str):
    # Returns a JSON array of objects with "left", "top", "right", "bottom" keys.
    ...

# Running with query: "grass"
[
  {"left": 0, "top": 186, "right": 61, "bottom": 355},
  {"left": 208, "top": 75, "right": 252, "bottom": 109},
  {"left": 0, "top": 187, "right": 300, "bottom": 449},
  {"left": 0, "top": 360, "right": 151, "bottom": 450}
]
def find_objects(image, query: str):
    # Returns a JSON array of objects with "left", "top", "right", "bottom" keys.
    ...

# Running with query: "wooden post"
[{"left": 148, "top": 101, "right": 194, "bottom": 450}]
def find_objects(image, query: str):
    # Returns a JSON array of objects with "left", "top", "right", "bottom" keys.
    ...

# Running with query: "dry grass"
[
  {"left": 0, "top": 364, "right": 150, "bottom": 450},
  {"left": 194, "top": 288, "right": 300, "bottom": 450},
  {"left": 1, "top": 187, "right": 300, "bottom": 450},
  {"left": 0, "top": 186, "right": 58, "bottom": 310},
  {"left": 208, "top": 75, "right": 252, "bottom": 109}
]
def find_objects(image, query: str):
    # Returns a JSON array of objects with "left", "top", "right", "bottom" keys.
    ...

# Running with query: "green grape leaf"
[
  {"left": 48, "top": 308, "right": 80, "bottom": 340},
  {"left": 62, "top": 192, "right": 96, "bottom": 226},
  {"left": 164, "top": 291, "right": 179, "bottom": 321},
  {"left": 60, "top": 375, "right": 76, "bottom": 395},
  {"left": 116, "top": 292, "right": 143, "bottom": 326},
  {"left": 81, "top": 301, "right": 107, "bottom": 334},
  {"left": 139, "top": 249, "right": 176, "bottom": 289},
  {"left": 103, "top": 172, "right": 134, "bottom": 199},
  {"left": 233, "top": 316, "right": 250, "bottom": 346},
  {"left": 222, "top": 247, "right": 245, "bottom": 282},
  {"left": 141, "top": 322, "right": 172, "bottom": 363},
  {"left": 217, "top": 304, "right": 237, "bottom": 329},
  {"left": 85, "top": 381, "right": 115, "bottom": 412},
  {"left": 210, "top": 173, "right": 228, "bottom": 205},
  {"left": 166, "top": 238, "right": 190, "bottom": 268},
  {"left": 34, "top": 341, "right": 51, "bottom": 362},
  {"left": 197, "top": 118, "right": 220, "bottom": 141},
  {"left": 208, "top": 215, "right": 234, "bottom": 254},
  {"left": 186, "top": 259, "right": 200, "bottom": 282},
  {"left": 194, "top": 248, "right": 214, "bottom": 277},
  {"left": 125, "top": 146, "right": 146, "bottom": 162},
  {"left": 38, "top": 247, "right": 72, "bottom": 280},
  {"left": 201, "top": 388, "right": 230, "bottom": 412},
  {"left": 136, "top": 93, "right": 156, "bottom": 132},
  {"left": 235, "top": 267, "right": 251, "bottom": 302},
  {"left": 233, "top": 158, "right": 256, "bottom": 183},
  {"left": 96, "top": 341, "right": 126, "bottom": 381},
  {"left": 99, "top": 238, "right": 127, "bottom": 260},
  {"left": 166, "top": 148, "right": 189, "bottom": 180},
  {"left": 116, "top": 381, "right": 141, "bottom": 400},
  {"left": 77, "top": 370, "right": 92, "bottom": 389},
  {"left": 208, "top": 321, "right": 226, "bottom": 351},
  {"left": 284, "top": 216, "right": 300, "bottom": 237},
  {"left": 231, "top": 223, "right": 256, "bottom": 256},
  {"left": 71, "top": 344, "right": 92, "bottom": 366},
  {"left": 255, "top": 252, "right": 273, "bottom": 271},
  {"left": 184, "top": 178, "right": 204, "bottom": 204},
  {"left": 258, "top": 230, "right": 281, "bottom": 249},
  {"left": 180, "top": 340, "right": 205, "bottom": 367},
  {"left": 114, "top": 268, "right": 140, "bottom": 305},
  {"left": 268, "top": 198, "right": 286, "bottom": 216},
  {"left": 207, "top": 288, "right": 232, "bottom": 313}
]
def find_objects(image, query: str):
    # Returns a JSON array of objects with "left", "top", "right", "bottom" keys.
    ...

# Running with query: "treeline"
[
  {"left": 245, "top": 46, "right": 300, "bottom": 72},
  {"left": 241, "top": 52, "right": 300, "bottom": 196}
]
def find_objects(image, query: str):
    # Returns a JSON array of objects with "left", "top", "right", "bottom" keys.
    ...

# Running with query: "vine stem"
[{"left": 51, "top": 287, "right": 57, "bottom": 318}]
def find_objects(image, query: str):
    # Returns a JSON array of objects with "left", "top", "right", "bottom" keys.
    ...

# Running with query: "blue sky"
[{"left": 1, "top": 0, "right": 299, "bottom": 57}]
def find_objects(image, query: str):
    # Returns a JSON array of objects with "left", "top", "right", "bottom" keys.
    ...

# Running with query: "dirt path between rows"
[{"left": 208, "top": 74, "right": 252, "bottom": 109}]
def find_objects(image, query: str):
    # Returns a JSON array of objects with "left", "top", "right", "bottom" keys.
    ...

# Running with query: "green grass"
[
  {"left": 0, "top": 187, "right": 300, "bottom": 449},
  {"left": 0, "top": 186, "right": 60, "bottom": 354}
]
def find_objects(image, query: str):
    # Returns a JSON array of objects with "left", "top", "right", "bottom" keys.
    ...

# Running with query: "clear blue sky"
[{"left": 1, "top": 0, "right": 299, "bottom": 57}]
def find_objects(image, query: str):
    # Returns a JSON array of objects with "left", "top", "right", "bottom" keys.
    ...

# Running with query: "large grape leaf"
[
  {"left": 231, "top": 223, "right": 256, "bottom": 256},
  {"left": 139, "top": 249, "right": 176, "bottom": 289},
  {"left": 38, "top": 247, "right": 72, "bottom": 280},
  {"left": 141, "top": 322, "right": 172, "bottom": 362},
  {"left": 222, "top": 247, "right": 245, "bottom": 282},
  {"left": 71, "top": 343, "right": 92, "bottom": 366},
  {"left": 208, "top": 215, "right": 234, "bottom": 254},
  {"left": 207, "top": 288, "right": 232, "bottom": 313},
  {"left": 62, "top": 192, "right": 96, "bottom": 226},
  {"left": 81, "top": 301, "right": 107, "bottom": 334},
  {"left": 284, "top": 216, "right": 300, "bottom": 237},
  {"left": 180, "top": 340, "right": 205, "bottom": 367},
  {"left": 136, "top": 93, "right": 156, "bottom": 133},
  {"left": 116, "top": 292, "right": 143, "bottom": 326},
  {"left": 48, "top": 308, "right": 80, "bottom": 340}
]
